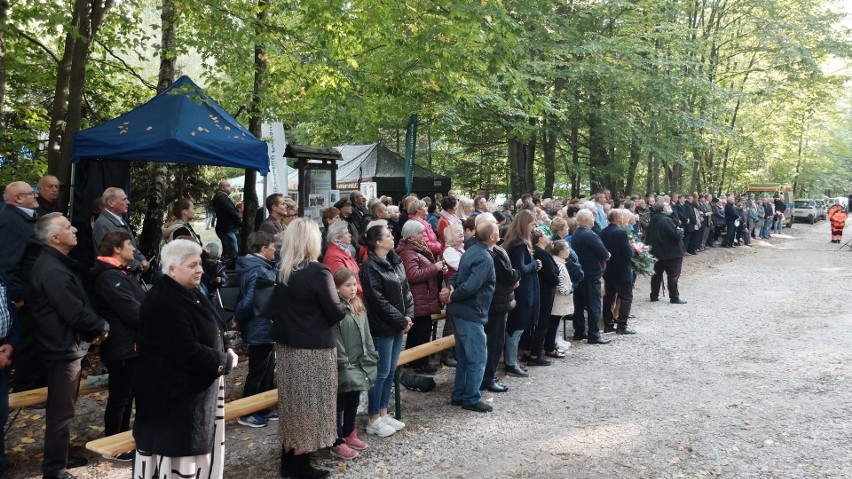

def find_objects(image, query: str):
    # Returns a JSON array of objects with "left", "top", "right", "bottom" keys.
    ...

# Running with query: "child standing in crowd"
[
  {"left": 201, "top": 242, "right": 228, "bottom": 299},
  {"left": 332, "top": 268, "right": 378, "bottom": 460}
]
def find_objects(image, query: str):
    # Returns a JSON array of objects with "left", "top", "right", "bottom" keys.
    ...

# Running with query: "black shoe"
[
  {"left": 670, "top": 299, "right": 687, "bottom": 304},
  {"left": 603, "top": 324, "right": 616, "bottom": 333},
  {"left": 102, "top": 450, "right": 134, "bottom": 462},
  {"left": 451, "top": 399, "right": 462, "bottom": 406},
  {"left": 616, "top": 328, "right": 637, "bottom": 335},
  {"left": 280, "top": 447, "right": 293, "bottom": 477},
  {"left": 462, "top": 401, "right": 493, "bottom": 413},
  {"left": 504, "top": 364, "right": 529, "bottom": 377},
  {"left": 572, "top": 334, "right": 588, "bottom": 340},
  {"left": 524, "top": 356, "right": 552, "bottom": 367},
  {"left": 440, "top": 357, "right": 457, "bottom": 367},
  {"left": 628, "top": 314, "right": 636, "bottom": 319},
  {"left": 587, "top": 336, "right": 611, "bottom": 344},
  {"left": 649, "top": 297, "right": 659, "bottom": 302},
  {"left": 485, "top": 380, "right": 509, "bottom": 393},
  {"left": 292, "top": 452, "right": 329, "bottom": 479},
  {"left": 67, "top": 457, "right": 88, "bottom": 469},
  {"left": 43, "top": 474, "right": 76, "bottom": 479}
]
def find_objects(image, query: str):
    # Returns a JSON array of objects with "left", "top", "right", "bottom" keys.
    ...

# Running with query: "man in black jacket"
[
  {"left": 645, "top": 203, "right": 687, "bottom": 304},
  {"left": 571, "top": 209, "right": 611, "bottom": 344},
  {"left": 723, "top": 196, "right": 740, "bottom": 248},
  {"left": 212, "top": 180, "right": 242, "bottom": 266},
  {"left": 0, "top": 181, "right": 47, "bottom": 391},
  {"left": 600, "top": 209, "right": 636, "bottom": 335},
  {"left": 30, "top": 213, "right": 110, "bottom": 479}
]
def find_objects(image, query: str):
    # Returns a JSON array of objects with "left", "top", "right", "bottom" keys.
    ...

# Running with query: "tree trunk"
[
  {"left": 0, "top": 0, "right": 8, "bottom": 131},
  {"left": 506, "top": 118, "right": 536, "bottom": 199},
  {"left": 241, "top": 0, "right": 269, "bottom": 253},
  {"left": 570, "top": 121, "right": 580, "bottom": 199},
  {"left": 587, "top": 97, "right": 608, "bottom": 193},
  {"left": 137, "top": 0, "right": 176, "bottom": 264},
  {"left": 625, "top": 137, "right": 640, "bottom": 197},
  {"left": 542, "top": 117, "right": 556, "bottom": 198}
]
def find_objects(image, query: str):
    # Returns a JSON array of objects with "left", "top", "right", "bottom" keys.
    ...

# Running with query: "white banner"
[{"left": 261, "top": 122, "right": 288, "bottom": 197}]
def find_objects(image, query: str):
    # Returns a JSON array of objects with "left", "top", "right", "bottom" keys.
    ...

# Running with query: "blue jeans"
[
  {"left": 0, "top": 367, "right": 8, "bottom": 472},
  {"left": 452, "top": 319, "right": 487, "bottom": 406},
  {"left": 503, "top": 329, "right": 523, "bottom": 367},
  {"left": 573, "top": 276, "right": 602, "bottom": 340},
  {"left": 217, "top": 229, "right": 238, "bottom": 263},
  {"left": 368, "top": 333, "right": 403, "bottom": 415},
  {"left": 760, "top": 219, "right": 772, "bottom": 238},
  {"left": 773, "top": 216, "right": 783, "bottom": 233}
]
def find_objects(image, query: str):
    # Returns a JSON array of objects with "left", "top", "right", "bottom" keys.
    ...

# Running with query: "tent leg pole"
[{"left": 68, "top": 163, "right": 76, "bottom": 218}]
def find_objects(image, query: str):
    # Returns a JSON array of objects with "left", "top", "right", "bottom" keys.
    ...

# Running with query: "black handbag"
[{"left": 253, "top": 277, "right": 276, "bottom": 317}]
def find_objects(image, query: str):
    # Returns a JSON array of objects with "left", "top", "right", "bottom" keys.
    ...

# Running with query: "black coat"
[
  {"left": 360, "top": 250, "right": 414, "bottom": 337},
  {"left": 645, "top": 212, "right": 685, "bottom": 261},
  {"left": 212, "top": 190, "right": 241, "bottom": 233},
  {"left": 505, "top": 239, "right": 539, "bottom": 332},
  {"left": 724, "top": 202, "right": 740, "bottom": 221},
  {"left": 90, "top": 260, "right": 146, "bottom": 363},
  {"left": 599, "top": 224, "right": 634, "bottom": 283},
  {"left": 28, "top": 247, "right": 109, "bottom": 361},
  {"left": 488, "top": 245, "right": 520, "bottom": 316},
  {"left": 534, "top": 246, "right": 559, "bottom": 325},
  {"left": 0, "top": 206, "right": 41, "bottom": 301},
  {"left": 134, "top": 275, "right": 232, "bottom": 457},
  {"left": 269, "top": 261, "right": 345, "bottom": 349}
]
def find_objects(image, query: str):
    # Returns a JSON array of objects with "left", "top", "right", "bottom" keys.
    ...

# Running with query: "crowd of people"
[{"left": 0, "top": 175, "right": 840, "bottom": 479}]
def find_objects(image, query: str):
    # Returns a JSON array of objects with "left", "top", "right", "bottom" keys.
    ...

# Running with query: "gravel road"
[{"left": 5, "top": 220, "right": 851, "bottom": 479}]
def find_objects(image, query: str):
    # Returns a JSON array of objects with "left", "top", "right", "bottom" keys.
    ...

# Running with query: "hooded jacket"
[{"left": 234, "top": 254, "right": 276, "bottom": 345}]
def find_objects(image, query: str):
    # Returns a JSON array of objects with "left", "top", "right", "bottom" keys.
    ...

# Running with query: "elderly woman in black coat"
[{"left": 133, "top": 239, "right": 238, "bottom": 479}]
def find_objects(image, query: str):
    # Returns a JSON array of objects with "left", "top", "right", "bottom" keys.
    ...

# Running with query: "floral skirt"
[{"left": 132, "top": 376, "right": 225, "bottom": 479}]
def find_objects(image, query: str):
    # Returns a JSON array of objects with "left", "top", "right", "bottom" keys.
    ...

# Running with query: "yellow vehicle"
[{"left": 745, "top": 183, "right": 793, "bottom": 227}]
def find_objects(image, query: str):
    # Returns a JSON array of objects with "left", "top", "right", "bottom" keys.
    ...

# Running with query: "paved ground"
[{"left": 5, "top": 219, "right": 851, "bottom": 478}]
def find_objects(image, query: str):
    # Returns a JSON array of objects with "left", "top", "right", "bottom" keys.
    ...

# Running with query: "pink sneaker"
[
  {"left": 330, "top": 443, "right": 359, "bottom": 460},
  {"left": 345, "top": 430, "right": 368, "bottom": 451}
]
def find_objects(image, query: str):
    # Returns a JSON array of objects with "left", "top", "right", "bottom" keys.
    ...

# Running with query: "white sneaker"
[
  {"left": 366, "top": 418, "right": 396, "bottom": 437},
  {"left": 381, "top": 414, "right": 405, "bottom": 431},
  {"left": 555, "top": 338, "right": 572, "bottom": 351}
]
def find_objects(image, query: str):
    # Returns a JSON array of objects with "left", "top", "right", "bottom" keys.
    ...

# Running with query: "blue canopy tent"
[{"left": 69, "top": 75, "right": 268, "bottom": 267}]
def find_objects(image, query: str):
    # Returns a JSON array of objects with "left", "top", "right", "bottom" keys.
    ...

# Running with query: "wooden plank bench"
[
  {"left": 393, "top": 334, "right": 456, "bottom": 420},
  {"left": 9, "top": 382, "right": 107, "bottom": 410},
  {"left": 85, "top": 389, "right": 279, "bottom": 456}
]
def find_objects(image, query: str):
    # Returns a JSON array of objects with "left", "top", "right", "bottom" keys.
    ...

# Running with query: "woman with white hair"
[
  {"left": 407, "top": 198, "right": 443, "bottom": 255},
  {"left": 397, "top": 219, "right": 445, "bottom": 374},
  {"left": 270, "top": 219, "right": 346, "bottom": 478},
  {"left": 457, "top": 197, "right": 474, "bottom": 220},
  {"left": 323, "top": 219, "right": 362, "bottom": 297},
  {"left": 134, "top": 239, "right": 239, "bottom": 479}
]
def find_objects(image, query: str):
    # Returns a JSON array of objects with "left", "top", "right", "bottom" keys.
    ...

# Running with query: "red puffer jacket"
[{"left": 396, "top": 240, "right": 443, "bottom": 318}]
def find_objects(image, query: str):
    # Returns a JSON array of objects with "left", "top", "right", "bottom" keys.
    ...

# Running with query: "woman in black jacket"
[
  {"left": 90, "top": 231, "right": 146, "bottom": 459},
  {"left": 270, "top": 219, "right": 346, "bottom": 478},
  {"left": 359, "top": 224, "right": 413, "bottom": 438},
  {"left": 482, "top": 242, "right": 520, "bottom": 391},
  {"left": 502, "top": 210, "right": 541, "bottom": 377},
  {"left": 134, "top": 239, "right": 238, "bottom": 479},
  {"left": 526, "top": 228, "right": 560, "bottom": 365}
]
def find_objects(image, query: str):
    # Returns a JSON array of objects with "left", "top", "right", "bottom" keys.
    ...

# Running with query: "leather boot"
[
  {"left": 292, "top": 452, "right": 329, "bottom": 479},
  {"left": 280, "top": 447, "right": 293, "bottom": 478}
]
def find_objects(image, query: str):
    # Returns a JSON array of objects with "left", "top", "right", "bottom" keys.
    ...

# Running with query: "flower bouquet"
[{"left": 624, "top": 228, "right": 657, "bottom": 276}]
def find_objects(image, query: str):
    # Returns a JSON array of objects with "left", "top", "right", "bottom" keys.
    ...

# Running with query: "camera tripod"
[{"left": 839, "top": 237, "right": 852, "bottom": 251}]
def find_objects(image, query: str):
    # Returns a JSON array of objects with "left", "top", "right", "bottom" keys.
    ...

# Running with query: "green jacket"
[{"left": 336, "top": 305, "right": 378, "bottom": 393}]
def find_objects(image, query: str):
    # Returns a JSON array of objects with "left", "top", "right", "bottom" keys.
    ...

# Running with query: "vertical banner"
[
  {"left": 404, "top": 114, "right": 418, "bottom": 196},
  {"left": 261, "top": 122, "right": 289, "bottom": 196}
]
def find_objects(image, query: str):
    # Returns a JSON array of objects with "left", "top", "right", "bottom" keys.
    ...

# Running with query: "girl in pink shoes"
[{"left": 331, "top": 268, "right": 379, "bottom": 460}]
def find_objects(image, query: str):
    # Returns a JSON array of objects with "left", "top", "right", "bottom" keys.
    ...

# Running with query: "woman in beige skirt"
[{"left": 269, "top": 219, "right": 345, "bottom": 479}]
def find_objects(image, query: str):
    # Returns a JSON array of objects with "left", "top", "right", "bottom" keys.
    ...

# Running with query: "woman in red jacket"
[
  {"left": 323, "top": 220, "right": 362, "bottom": 297},
  {"left": 396, "top": 220, "right": 445, "bottom": 374}
]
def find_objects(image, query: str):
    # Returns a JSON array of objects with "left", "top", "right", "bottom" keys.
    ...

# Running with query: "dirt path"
[{"left": 5, "top": 221, "right": 851, "bottom": 478}]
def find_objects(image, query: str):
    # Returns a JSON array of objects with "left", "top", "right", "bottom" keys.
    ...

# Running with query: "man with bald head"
[
  {"left": 571, "top": 209, "right": 612, "bottom": 344},
  {"left": 212, "top": 179, "right": 242, "bottom": 266},
  {"left": 0, "top": 181, "right": 48, "bottom": 391},
  {"left": 36, "top": 175, "right": 62, "bottom": 216}
]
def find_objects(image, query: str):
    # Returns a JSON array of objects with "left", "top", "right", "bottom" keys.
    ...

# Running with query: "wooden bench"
[
  {"left": 9, "top": 382, "right": 107, "bottom": 410},
  {"left": 393, "top": 334, "right": 456, "bottom": 420},
  {"left": 85, "top": 389, "right": 279, "bottom": 456}
]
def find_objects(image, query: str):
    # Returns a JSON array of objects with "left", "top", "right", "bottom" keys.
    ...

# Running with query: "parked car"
[
  {"left": 793, "top": 199, "right": 820, "bottom": 224},
  {"left": 814, "top": 199, "right": 828, "bottom": 220}
]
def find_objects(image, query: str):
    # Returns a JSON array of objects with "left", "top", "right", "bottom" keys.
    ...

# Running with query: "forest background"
[{"left": 2, "top": 0, "right": 852, "bottom": 257}]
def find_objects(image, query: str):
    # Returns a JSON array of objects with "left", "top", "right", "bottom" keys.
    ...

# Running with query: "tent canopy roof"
[
  {"left": 335, "top": 144, "right": 448, "bottom": 182},
  {"left": 72, "top": 76, "right": 268, "bottom": 174}
]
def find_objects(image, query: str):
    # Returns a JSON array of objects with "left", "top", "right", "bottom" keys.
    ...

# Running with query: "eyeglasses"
[{"left": 17, "top": 191, "right": 36, "bottom": 197}]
